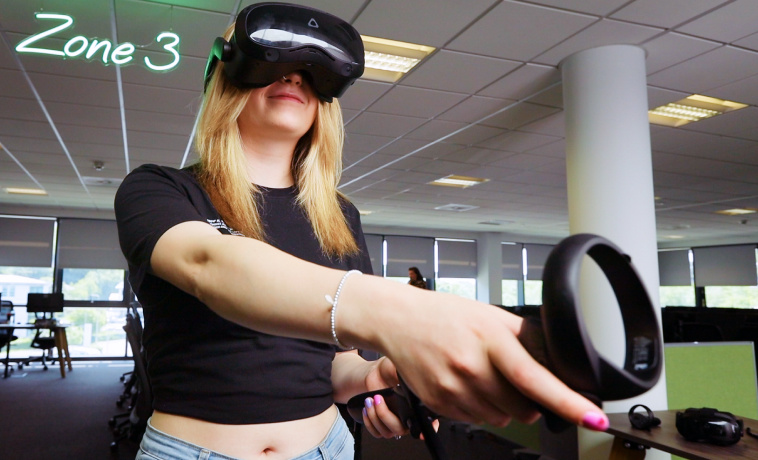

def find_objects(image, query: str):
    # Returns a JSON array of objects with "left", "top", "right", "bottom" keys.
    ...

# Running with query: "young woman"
[
  {"left": 408, "top": 267, "right": 427, "bottom": 289},
  {"left": 115, "top": 4, "right": 608, "bottom": 460}
]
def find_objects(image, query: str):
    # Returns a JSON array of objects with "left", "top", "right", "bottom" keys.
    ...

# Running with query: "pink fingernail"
[
  {"left": 364, "top": 397, "right": 373, "bottom": 409},
  {"left": 582, "top": 412, "right": 609, "bottom": 431},
  {"left": 373, "top": 395, "right": 383, "bottom": 406}
]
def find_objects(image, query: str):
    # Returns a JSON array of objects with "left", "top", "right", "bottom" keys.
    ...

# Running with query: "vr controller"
[{"left": 347, "top": 234, "right": 663, "bottom": 458}]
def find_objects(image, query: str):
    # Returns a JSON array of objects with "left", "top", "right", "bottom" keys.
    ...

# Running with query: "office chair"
[
  {"left": 116, "top": 302, "right": 143, "bottom": 406},
  {"left": 0, "top": 301, "right": 18, "bottom": 378},
  {"left": 111, "top": 310, "right": 152, "bottom": 451},
  {"left": 20, "top": 328, "right": 58, "bottom": 371}
]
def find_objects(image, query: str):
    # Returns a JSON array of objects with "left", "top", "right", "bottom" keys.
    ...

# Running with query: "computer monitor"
[{"left": 26, "top": 293, "right": 64, "bottom": 319}]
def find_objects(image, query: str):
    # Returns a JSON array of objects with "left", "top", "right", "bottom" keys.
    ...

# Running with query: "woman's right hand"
[{"left": 338, "top": 277, "right": 609, "bottom": 432}]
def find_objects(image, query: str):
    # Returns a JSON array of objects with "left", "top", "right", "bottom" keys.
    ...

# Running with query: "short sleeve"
[
  {"left": 114, "top": 164, "right": 211, "bottom": 291},
  {"left": 340, "top": 198, "right": 374, "bottom": 276}
]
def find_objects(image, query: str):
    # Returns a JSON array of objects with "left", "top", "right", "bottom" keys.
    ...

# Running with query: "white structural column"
[
  {"left": 560, "top": 45, "right": 668, "bottom": 460},
  {"left": 476, "top": 232, "right": 503, "bottom": 304}
]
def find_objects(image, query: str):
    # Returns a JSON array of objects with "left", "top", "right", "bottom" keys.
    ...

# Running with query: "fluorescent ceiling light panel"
[
  {"left": 715, "top": 208, "right": 757, "bottom": 216},
  {"left": 429, "top": 175, "right": 489, "bottom": 188},
  {"left": 5, "top": 187, "right": 48, "bottom": 195},
  {"left": 361, "top": 35, "right": 434, "bottom": 83},
  {"left": 649, "top": 94, "right": 748, "bottom": 127}
]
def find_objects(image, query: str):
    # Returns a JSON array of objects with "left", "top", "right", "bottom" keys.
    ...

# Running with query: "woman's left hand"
[
  {"left": 361, "top": 357, "right": 407, "bottom": 438},
  {"left": 361, "top": 357, "right": 439, "bottom": 439}
]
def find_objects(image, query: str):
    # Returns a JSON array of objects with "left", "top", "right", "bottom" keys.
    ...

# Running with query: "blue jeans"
[{"left": 136, "top": 413, "right": 354, "bottom": 460}]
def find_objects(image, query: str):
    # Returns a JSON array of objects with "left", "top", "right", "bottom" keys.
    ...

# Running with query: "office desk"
[
  {"left": 607, "top": 410, "right": 758, "bottom": 460},
  {"left": 0, "top": 324, "right": 72, "bottom": 378}
]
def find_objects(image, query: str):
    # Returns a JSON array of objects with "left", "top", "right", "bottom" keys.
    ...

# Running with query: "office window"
[
  {"left": 384, "top": 236, "right": 434, "bottom": 288},
  {"left": 436, "top": 239, "right": 476, "bottom": 300},
  {"left": 694, "top": 245, "right": 758, "bottom": 308},
  {"left": 0, "top": 216, "right": 56, "bottom": 268},
  {"left": 61, "top": 268, "right": 125, "bottom": 302},
  {"left": 501, "top": 280, "right": 519, "bottom": 306},
  {"left": 658, "top": 249, "right": 695, "bottom": 307},
  {"left": 693, "top": 245, "right": 757, "bottom": 287},
  {"left": 502, "top": 243, "right": 523, "bottom": 306},
  {"left": 57, "top": 218, "right": 128, "bottom": 303},
  {"left": 363, "top": 234, "right": 384, "bottom": 276},
  {"left": 703, "top": 286, "right": 758, "bottom": 308},
  {"left": 659, "top": 286, "right": 696, "bottom": 307},
  {"left": 524, "top": 244, "right": 553, "bottom": 306},
  {"left": 56, "top": 218, "right": 130, "bottom": 358},
  {"left": 385, "top": 236, "right": 434, "bottom": 278}
]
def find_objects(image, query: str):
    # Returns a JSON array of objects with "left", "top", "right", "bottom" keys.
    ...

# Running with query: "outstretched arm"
[{"left": 151, "top": 220, "right": 608, "bottom": 431}]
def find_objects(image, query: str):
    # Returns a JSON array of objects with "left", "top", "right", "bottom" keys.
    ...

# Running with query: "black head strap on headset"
[{"left": 347, "top": 233, "right": 663, "bottom": 459}]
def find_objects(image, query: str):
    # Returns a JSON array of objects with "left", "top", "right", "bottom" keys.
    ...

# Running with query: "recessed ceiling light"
[
  {"left": 429, "top": 175, "right": 489, "bottom": 188},
  {"left": 358, "top": 210, "right": 373, "bottom": 216},
  {"left": 361, "top": 35, "right": 435, "bottom": 83},
  {"left": 665, "top": 235, "right": 685, "bottom": 239},
  {"left": 649, "top": 94, "right": 748, "bottom": 127},
  {"left": 5, "top": 187, "right": 48, "bottom": 195},
  {"left": 715, "top": 208, "right": 757, "bottom": 216}
]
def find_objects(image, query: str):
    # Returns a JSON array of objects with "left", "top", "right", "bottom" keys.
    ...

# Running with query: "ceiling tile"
[
  {"left": 339, "top": 80, "right": 392, "bottom": 111},
  {"left": 643, "top": 32, "right": 722, "bottom": 75},
  {"left": 535, "top": 19, "right": 662, "bottom": 66},
  {"left": 353, "top": 0, "right": 498, "bottom": 48},
  {"left": 367, "top": 86, "right": 467, "bottom": 118},
  {"left": 345, "top": 111, "right": 426, "bottom": 137},
  {"left": 402, "top": 51, "right": 521, "bottom": 93},
  {"left": 647, "top": 46, "right": 758, "bottom": 94},
  {"left": 448, "top": 1, "right": 596, "bottom": 61},
  {"left": 479, "top": 63, "right": 561, "bottom": 100},
  {"left": 528, "top": 0, "right": 628, "bottom": 16},
  {"left": 611, "top": 0, "right": 728, "bottom": 29},
  {"left": 676, "top": 0, "right": 758, "bottom": 43}
]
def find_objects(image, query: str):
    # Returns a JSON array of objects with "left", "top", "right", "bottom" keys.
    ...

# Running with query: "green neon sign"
[{"left": 16, "top": 12, "right": 180, "bottom": 72}]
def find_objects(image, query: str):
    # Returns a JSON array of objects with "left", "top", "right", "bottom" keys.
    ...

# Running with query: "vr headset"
[
  {"left": 204, "top": 2, "right": 365, "bottom": 102},
  {"left": 676, "top": 407, "right": 744, "bottom": 446}
]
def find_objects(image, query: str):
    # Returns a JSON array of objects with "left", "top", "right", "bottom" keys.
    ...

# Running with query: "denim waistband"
[{"left": 136, "top": 411, "right": 353, "bottom": 460}]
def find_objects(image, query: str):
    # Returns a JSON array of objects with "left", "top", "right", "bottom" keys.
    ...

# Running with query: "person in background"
[
  {"left": 115, "top": 3, "right": 609, "bottom": 460},
  {"left": 408, "top": 267, "right": 427, "bottom": 289}
]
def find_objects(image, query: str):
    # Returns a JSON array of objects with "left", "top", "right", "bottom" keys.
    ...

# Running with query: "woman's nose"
[{"left": 281, "top": 72, "right": 303, "bottom": 86}]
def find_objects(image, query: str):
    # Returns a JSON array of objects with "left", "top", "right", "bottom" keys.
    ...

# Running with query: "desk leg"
[
  {"left": 609, "top": 437, "right": 647, "bottom": 460},
  {"left": 53, "top": 328, "right": 72, "bottom": 378},
  {"left": 54, "top": 331, "right": 65, "bottom": 378},
  {"left": 60, "top": 329, "right": 72, "bottom": 372}
]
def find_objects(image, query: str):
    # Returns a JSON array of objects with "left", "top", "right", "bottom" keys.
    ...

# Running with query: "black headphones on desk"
[{"left": 347, "top": 233, "right": 663, "bottom": 459}]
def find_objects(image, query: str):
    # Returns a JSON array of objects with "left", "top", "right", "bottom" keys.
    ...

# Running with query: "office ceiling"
[{"left": 1, "top": 0, "right": 758, "bottom": 248}]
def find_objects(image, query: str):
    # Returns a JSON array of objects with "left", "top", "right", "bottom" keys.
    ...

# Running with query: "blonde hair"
[{"left": 194, "top": 28, "right": 358, "bottom": 257}]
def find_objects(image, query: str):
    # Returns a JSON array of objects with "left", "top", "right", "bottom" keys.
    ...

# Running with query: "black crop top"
[{"left": 114, "top": 164, "right": 372, "bottom": 424}]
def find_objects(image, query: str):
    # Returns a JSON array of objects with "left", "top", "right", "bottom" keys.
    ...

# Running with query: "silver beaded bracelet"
[{"left": 325, "top": 269, "right": 361, "bottom": 350}]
